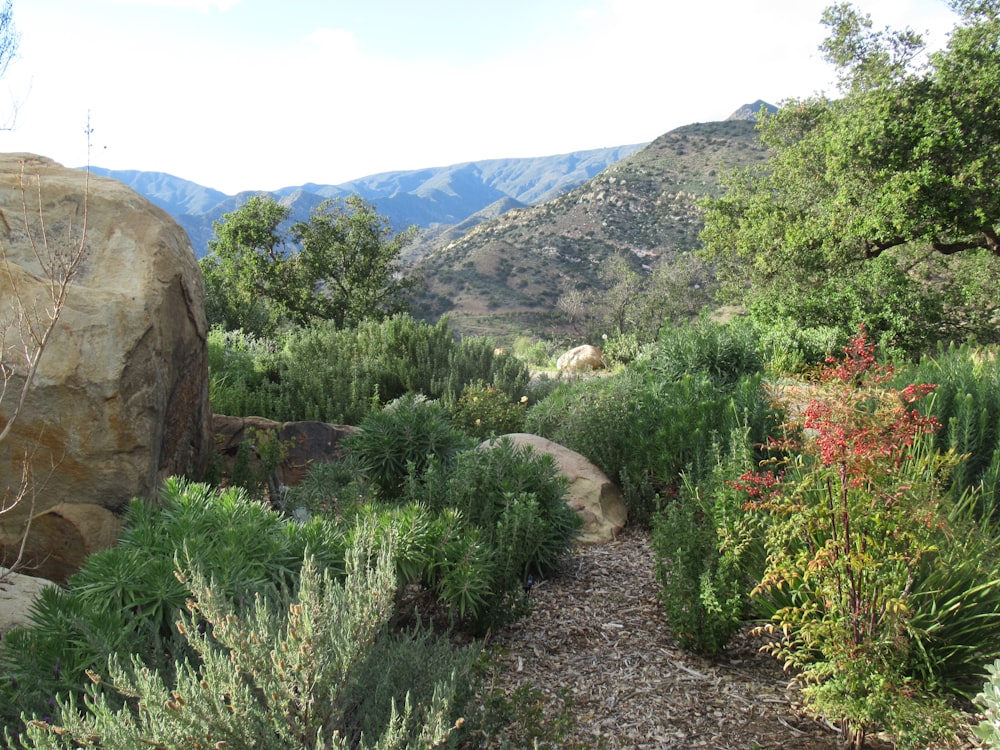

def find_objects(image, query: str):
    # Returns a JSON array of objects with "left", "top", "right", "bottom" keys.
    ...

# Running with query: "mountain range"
[
  {"left": 92, "top": 101, "right": 776, "bottom": 341},
  {"left": 89, "top": 144, "right": 645, "bottom": 260}
]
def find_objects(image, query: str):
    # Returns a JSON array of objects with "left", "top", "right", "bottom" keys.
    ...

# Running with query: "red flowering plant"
[{"left": 736, "top": 327, "right": 963, "bottom": 748}]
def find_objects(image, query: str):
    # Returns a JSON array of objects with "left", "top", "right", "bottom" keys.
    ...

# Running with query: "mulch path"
[{"left": 479, "top": 527, "right": 979, "bottom": 749}]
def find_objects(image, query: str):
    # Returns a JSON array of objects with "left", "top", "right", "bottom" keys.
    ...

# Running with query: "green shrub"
[
  {"left": 9, "top": 536, "right": 477, "bottom": 749},
  {"left": 652, "top": 428, "right": 766, "bottom": 653},
  {"left": 0, "top": 478, "right": 348, "bottom": 732},
  {"left": 405, "top": 438, "right": 581, "bottom": 632},
  {"left": 904, "top": 487, "right": 1000, "bottom": 697},
  {"left": 447, "top": 382, "right": 528, "bottom": 439},
  {"left": 512, "top": 336, "right": 558, "bottom": 368},
  {"left": 896, "top": 343, "right": 1000, "bottom": 519},
  {"left": 525, "top": 369, "right": 775, "bottom": 524},
  {"left": 345, "top": 394, "right": 473, "bottom": 499},
  {"left": 208, "top": 314, "right": 531, "bottom": 425},
  {"left": 644, "top": 316, "right": 761, "bottom": 386},
  {"left": 754, "top": 319, "right": 845, "bottom": 375},
  {"left": 206, "top": 326, "right": 283, "bottom": 418}
]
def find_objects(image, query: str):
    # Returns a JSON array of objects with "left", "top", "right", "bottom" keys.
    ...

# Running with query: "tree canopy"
[
  {"left": 200, "top": 195, "right": 418, "bottom": 336},
  {"left": 699, "top": 0, "right": 1000, "bottom": 349}
]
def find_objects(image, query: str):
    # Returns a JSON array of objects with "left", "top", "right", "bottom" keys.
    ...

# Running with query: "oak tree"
[
  {"left": 200, "top": 195, "right": 417, "bottom": 336},
  {"left": 700, "top": 1, "right": 1000, "bottom": 348}
]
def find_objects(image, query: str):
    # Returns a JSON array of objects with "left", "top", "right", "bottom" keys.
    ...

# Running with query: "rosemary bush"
[
  {"left": 207, "top": 314, "right": 530, "bottom": 425},
  {"left": 652, "top": 427, "right": 766, "bottom": 653}
]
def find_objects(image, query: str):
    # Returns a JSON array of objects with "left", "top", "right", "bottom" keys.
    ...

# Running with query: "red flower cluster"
[{"left": 729, "top": 468, "right": 784, "bottom": 503}]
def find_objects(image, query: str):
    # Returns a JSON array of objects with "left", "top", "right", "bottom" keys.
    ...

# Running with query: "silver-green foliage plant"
[
  {"left": 975, "top": 659, "right": 1000, "bottom": 747},
  {"left": 11, "top": 532, "right": 471, "bottom": 749}
]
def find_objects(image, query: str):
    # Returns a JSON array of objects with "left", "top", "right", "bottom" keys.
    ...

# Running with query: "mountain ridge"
[{"left": 89, "top": 144, "right": 645, "bottom": 257}]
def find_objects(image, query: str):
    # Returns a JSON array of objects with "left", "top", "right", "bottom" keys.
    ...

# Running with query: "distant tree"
[
  {"left": 557, "top": 253, "right": 713, "bottom": 343},
  {"left": 700, "top": 1, "right": 1000, "bottom": 349},
  {"left": 200, "top": 195, "right": 290, "bottom": 336},
  {"left": 200, "top": 195, "right": 417, "bottom": 336}
]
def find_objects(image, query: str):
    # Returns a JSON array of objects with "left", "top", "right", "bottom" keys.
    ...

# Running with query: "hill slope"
[{"left": 410, "top": 119, "right": 768, "bottom": 339}]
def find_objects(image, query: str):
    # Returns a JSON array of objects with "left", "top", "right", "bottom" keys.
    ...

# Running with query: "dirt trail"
[{"left": 485, "top": 528, "right": 857, "bottom": 749}]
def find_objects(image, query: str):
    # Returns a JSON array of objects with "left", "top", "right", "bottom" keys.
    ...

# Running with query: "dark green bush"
[
  {"left": 652, "top": 428, "right": 767, "bottom": 653},
  {"left": 525, "top": 369, "right": 776, "bottom": 524},
  {"left": 404, "top": 438, "right": 581, "bottom": 632},
  {"left": 344, "top": 393, "right": 474, "bottom": 498}
]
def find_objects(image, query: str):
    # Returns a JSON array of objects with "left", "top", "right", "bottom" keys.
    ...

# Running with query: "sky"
[{"left": 0, "top": 0, "right": 959, "bottom": 195}]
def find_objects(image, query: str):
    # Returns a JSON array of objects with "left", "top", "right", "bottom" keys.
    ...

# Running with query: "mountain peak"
[{"left": 727, "top": 100, "right": 777, "bottom": 121}]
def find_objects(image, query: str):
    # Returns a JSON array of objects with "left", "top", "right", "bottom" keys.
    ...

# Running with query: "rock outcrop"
[
  {"left": 490, "top": 433, "right": 628, "bottom": 543},
  {"left": 212, "top": 415, "right": 358, "bottom": 488},
  {"left": 0, "top": 154, "right": 212, "bottom": 574},
  {"left": 557, "top": 344, "right": 606, "bottom": 372}
]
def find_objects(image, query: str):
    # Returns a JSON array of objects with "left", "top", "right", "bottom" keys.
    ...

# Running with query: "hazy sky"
[{"left": 0, "top": 0, "right": 958, "bottom": 194}]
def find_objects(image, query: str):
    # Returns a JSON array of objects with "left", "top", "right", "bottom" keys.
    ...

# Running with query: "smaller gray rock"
[{"left": 0, "top": 568, "right": 57, "bottom": 636}]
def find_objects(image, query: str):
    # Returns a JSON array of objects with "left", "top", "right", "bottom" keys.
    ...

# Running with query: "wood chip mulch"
[{"left": 479, "top": 527, "right": 979, "bottom": 749}]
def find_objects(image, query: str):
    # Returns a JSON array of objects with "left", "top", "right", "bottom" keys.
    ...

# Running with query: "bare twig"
[{"left": 0, "top": 125, "right": 91, "bottom": 581}]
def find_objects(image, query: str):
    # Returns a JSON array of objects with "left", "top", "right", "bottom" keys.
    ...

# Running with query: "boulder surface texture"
[{"left": 0, "top": 154, "right": 212, "bottom": 579}]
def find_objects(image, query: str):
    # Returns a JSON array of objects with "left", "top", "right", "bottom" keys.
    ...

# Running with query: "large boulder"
[
  {"left": 489, "top": 433, "right": 628, "bottom": 543},
  {"left": 0, "top": 154, "right": 212, "bottom": 573},
  {"left": 557, "top": 344, "right": 606, "bottom": 372}
]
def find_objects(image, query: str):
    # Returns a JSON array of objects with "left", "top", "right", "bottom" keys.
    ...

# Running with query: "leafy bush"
[
  {"left": 732, "top": 329, "right": 968, "bottom": 747},
  {"left": 447, "top": 382, "right": 528, "bottom": 439},
  {"left": 652, "top": 428, "right": 766, "bottom": 653},
  {"left": 9, "top": 536, "right": 477, "bottom": 749},
  {"left": 525, "top": 368, "right": 775, "bottom": 524}
]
